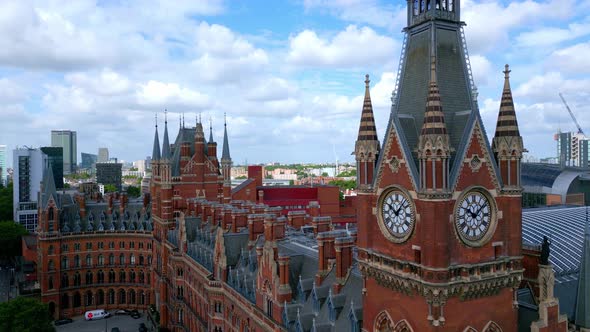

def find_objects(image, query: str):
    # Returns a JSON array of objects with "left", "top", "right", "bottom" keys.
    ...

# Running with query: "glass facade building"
[
  {"left": 51, "top": 130, "right": 77, "bottom": 175},
  {"left": 40, "top": 146, "right": 64, "bottom": 189}
]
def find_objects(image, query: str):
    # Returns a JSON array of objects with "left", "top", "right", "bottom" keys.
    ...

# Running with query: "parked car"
[
  {"left": 139, "top": 323, "right": 148, "bottom": 332},
  {"left": 114, "top": 309, "right": 130, "bottom": 315},
  {"left": 54, "top": 318, "right": 73, "bottom": 326},
  {"left": 130, "top": 310, "right": 141, "bottom": 319},
  {"left": 85, "top": 309, "right": 109, "bottom": 321}
]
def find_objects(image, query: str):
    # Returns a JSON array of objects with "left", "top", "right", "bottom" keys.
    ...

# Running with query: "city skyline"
[{"left": 0, "top": 0, "right": 589, "bottom": 165}]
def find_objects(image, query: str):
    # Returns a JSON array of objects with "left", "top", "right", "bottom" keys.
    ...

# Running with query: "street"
[{"left": 55, "top": 314, "right": 148, "bottom": 332}]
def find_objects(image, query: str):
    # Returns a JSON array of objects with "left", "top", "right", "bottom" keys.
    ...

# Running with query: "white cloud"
[
  {"left": 514, "top": 72, "right": 590, "bottom": 102},
  {"left": 136, "top": 81, "right": 211, "bottom": 111},
  {"left": 516, "top": 20, "right": 590, "bottom": 47},
  {"left": 549, "top": 42, "right": 590, "bottom": 74},
  {"left": 302, "top": 0, "right": 405, "bottom": 29},
  {"left": 470, "top": 55, "right": 493, "bottom": 86},
  {"left": 287, "top": 25, "right": 397, "bottom": 68},
  {"left": 0, "top": 78, "right": 25, "bottom": 103}
]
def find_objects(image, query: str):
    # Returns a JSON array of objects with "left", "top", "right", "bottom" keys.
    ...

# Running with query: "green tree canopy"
[
  {"left": 104, "top": 184, "right": 117, "bottom": 193},
  {"left": 0, "top": 221, "right": 28, "bottom": 259},
  {"left": 0, "top": 296, "right": 55, "bottom": 332},
  {"left": 127, "top": 185, "right": 141, "bottom": 198},
  {"left": 328, "top": 179, "right": 356, "bottom": 191},
  {"left": 0, "top": 182, "right": 14, "bottom": 221},
  {"left": 337, "top": 169, "right": 357, "bottom": 177}
]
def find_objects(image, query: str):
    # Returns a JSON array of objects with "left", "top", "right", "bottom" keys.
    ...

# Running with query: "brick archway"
[
  {"left": 374, "top": 311, "right": 394, "bottom": 332},
  {"left": 394, "top": 319, "right": 414, "bottom": 332},
  {"left": 483, "top": 321, "right": 502, "bottom": 332}
]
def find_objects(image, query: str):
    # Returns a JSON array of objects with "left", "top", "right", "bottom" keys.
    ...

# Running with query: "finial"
[
  {"left": 365, "top": 74, "right": 370, "bottom": 88},
  {"left": 199, "top": 112, "right": 202, "bottom": 124},
  {"left": 430, "top": 56, "right": 437, "bottom": 83},
  {"left": 155, "top": 113, "right": 158, "bottom": 128},
  {"left": 164, "top": 109, "right": 168, "bottom": 124},
  {"left": 224, "top": 112, "right": 227, "bottom": 127},
  {"left": 504, "top": 64, "right": 511, "bottom": 79},
  {"left": 179, "top": 113, "right": 182, "bottom": 128},
  {"left": 182, "top": 113, "right": 185, "bottom": 128}
]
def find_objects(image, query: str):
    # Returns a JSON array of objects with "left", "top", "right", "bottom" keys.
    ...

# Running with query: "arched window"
[
  {"left": 108, "top": 289, "right": 115, "bottom": 304},
  {"left": 119, "top": 270, "right": 126, "bottom": 283},
  {"left": 129, "top": 289, "right": 136, "bottom": 304},
  {"left": 73, "top": 292, "right": 81, "bottom": 307},
  {"left": 147, "top": 255, "right": 152, "bottom": 265},
  {"left": 97, "top": 270, "right": 104, "bottom": 284},
  {"left": 86, "top": 254, "right": 92, "bottom": 267},
  {"left": 109, "top": 270, "right": 115, "bottom": 283},
  {"left": 130, "top": 254, "right": 136, "bottom": 265},
  {"left": 85, "top": 271, "right": 93, "bottom": 285},
  {"left": 139, "top": 255, "right": 144, "bottom": 265},
  {"left": 119, "top": 254, "right": 125, "bottom": 265},
  {"left": 119, "top": 289, "right": 126, "bottom": 304},
  {"left": 129, "top": 270, "right": 136, "bottom": 283},
  {"left": 48, "top": 276, "right": 54, "bottom": 290},
  {"left": 139, "top": 270, "right": 145, "bottom": 284},
  {"left": 140, "top": 291, "right": 146, "bottom": 305},
  {"left": 48, "top": 245, "right": 54, "bottom": 255},
  {"left": 109, "top": 254, "right": 115, "bottom": 265},
  {"left": 48, "top": 260, "right": 55, "bottom": 271},
  {"left": 74, "top": 272, "right": 81, "bottom": 286},
  {"left": 48, "top": 207, "right": 55, "bottom": 221},
  {"left": 61, "top": 256, "right": 68, "bottom": 269},
  {"left": 97, "top": 290, "right": 105, "bottom": 305},
  {"left": 85, "top": 291, "right": 93, "bottom": 306},
  {"left": 74, "top": 255, "right": 80, "bottom": 268},
  {"left": 98, "top": 254, "right": 104, "bottom": 266},
  {"left": 61, "top": 293, "right": 69, "bottom": 309},
  {"left": 61, "top": 273, "right": 69, "bottom": 288}
]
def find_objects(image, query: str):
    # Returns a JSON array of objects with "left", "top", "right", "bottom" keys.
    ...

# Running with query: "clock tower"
[{"left": 356, "top": 0, "right": 524, "bottom": 331}]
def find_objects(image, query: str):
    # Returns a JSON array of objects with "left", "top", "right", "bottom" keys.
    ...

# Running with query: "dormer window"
[
  {"left": 312, "top": 288, "right": 320, "bottom": 314},
  {"left": 328, "top": 298, "right": 336, "bottom": 322}
]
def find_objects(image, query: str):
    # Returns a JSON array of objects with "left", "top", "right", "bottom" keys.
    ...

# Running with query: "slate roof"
[
  {"left": 162, "top": 120, "right": 171, "bottom": 160},
  {"left": 41, "top": 162, "right": 58, "bottom": 208},
  {"left": 152, "top": 124, "right": 161, "bottom": 160},
  {"left": 222, "top": 121, "right": 231, "bottom": 161}
]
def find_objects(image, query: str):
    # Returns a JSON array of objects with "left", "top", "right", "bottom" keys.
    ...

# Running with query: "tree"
[
  {"left": 236, "top": 175, "right": 247, "bottom": 179},
  {"left": 328, "top": 179, "right": 356, "bottom": 191},
  {"left": 0, "top": 296, "right": 55, "bottom": 332},
  {"left": 127, "top": 185, "right": 141, "bottom": 198},
  {"left": 104, "top": 184, "right": 117, "bottom": 193},
  {"left": 0, "top": 182, "right": 14, "bottom": 221},
  {"left": 0, "top": 221, "right": 28, "bottom": 259},
  {"left": 337, "top": 169, "right": 357, "bottom": 177},
  {"left": 321, "top": 172, "right": 329, "bottom": 177}
]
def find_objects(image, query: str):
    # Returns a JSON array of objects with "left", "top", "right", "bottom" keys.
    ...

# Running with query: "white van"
[{"left": 84, "top": 309, "right": 110, "bottom": 321}]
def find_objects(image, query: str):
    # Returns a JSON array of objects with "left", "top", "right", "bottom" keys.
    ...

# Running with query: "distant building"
[
  {"left": 556, "top": 131, "right": 589, "bottom": 167},
  {"left": 51, "top": 130, "right": 77, "bottom": 175},
  {"left": 0, "top": 144, "right": 6, "bottom": 186},
  {"left": 133, "top": 159, "right": 146, "bottom": 173},
  {"left": 40, "top": 147, "right": 64, "bottom": 190},
  {"left": 96, "top": 162, "right": 122, "bottom": 191},
  {"left": 97, "top": 147, "right": 109, "bottom": 163},
  {"left": 80, "top": 152, "right": 97, "bottom": 170},
  {"left": 145, "top": 156, "right": 151, "bottom": 170},
  {"left": 13, "top": 147, "right": 47, "bottom": 231}
]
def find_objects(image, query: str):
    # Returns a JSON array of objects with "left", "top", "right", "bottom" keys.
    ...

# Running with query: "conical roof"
[
  {"left": 493, "top": 65, "right": 520, "bottom": 138},
  {"left": 152, "top": 121, "right": 161, "bottom": 160},
  {"left": 420, "top": 57, "right": 448, "bottom": 137},
  {"left": 356, "top": 75, "right": 378, "bottom": 142},
  {"left": 162, "top": 114, "right": 171, "bottom": 160},
  {"left": 209, "top": 122, "right": 215, "bottom": 143},
  {"left": 222, "top": 117, "right": 231, "bottom": 161},
  {"left": 41, "top": 162, "right": 57, "bottom": 208}
]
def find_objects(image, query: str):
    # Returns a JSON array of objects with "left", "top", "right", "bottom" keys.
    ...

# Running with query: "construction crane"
[{"left": 559, "top": 93, "right": 585, "bottom": 135}]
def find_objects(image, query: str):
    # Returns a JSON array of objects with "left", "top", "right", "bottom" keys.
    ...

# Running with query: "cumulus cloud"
[
  {"left": 302, "top": 0, "right": 405, "bottom": 29},
  {"left": 287, "top": 25, "right": 397, "bottom": 68},
  {"left": 549, "top": 42, "right": 590, "bottom": 74},
  {"left": 516, "top": 20, "right": 590, "bottom": 47}
]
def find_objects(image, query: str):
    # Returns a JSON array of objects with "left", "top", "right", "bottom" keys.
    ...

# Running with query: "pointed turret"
[
  {"left": 209, "top": 121, "right": 214, "bottom": 143},
  {"left": 161, "top": 111, "right": 171, "bottom": 160},
  {"left": 207, "top": 119, "right": 218, "bottom": 159},
  {"left": 221, "top": 114, "right": 233, "bottom": 202},
  {"left": 417, "top": 57, "right": 452, "bottom": 190},
  {"left": 222, "top": 114, "right": 231, "bottom": 161},
  {"left": 41, "top": 162, "right": 57, "bottom": 208},
  {"left": 575, "top": 211, "right": 590, "bottom": 328},
  {"left": 492, "top": 65, "right": 525, "bottom": 187},
  {"left": 353, "top": 74, "right": 380, "bottom": 189},
  {"left": 152, "top": 115, "right": 161, "bottom": 161}
]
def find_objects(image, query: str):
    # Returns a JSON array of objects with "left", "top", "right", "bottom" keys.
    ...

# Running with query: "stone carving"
[{"left": 540, "top": 236, "right": 551, "bottom": 266}]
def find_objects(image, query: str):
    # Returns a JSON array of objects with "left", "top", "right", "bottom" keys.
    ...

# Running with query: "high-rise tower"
[{"left": 357, "top": 1, "right": 524, "bottom": 330}]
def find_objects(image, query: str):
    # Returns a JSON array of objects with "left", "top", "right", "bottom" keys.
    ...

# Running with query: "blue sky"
[{"left": 0, "top": 0, "right": 589, "bottom": 166}]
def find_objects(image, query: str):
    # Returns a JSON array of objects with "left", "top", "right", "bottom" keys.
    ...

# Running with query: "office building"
[
  {"left": 98, "top": 148, "right": 109, "bottom": 163},
  {"left": 51, "top": 130, "right": 77, "bottom": 175},
  {"left": 556, "top": 131, "right": 590, "bottom": 167},
  {"left": 40, "top": 147, "right": 64, "bottom": 189},
  {"left": 80, "top": 152, "right": 97, "bottom": 170},
  {"left": 96, "top": 162, "right": 122, "bottom": 191},
  {"left": 13, "top": 147, "right": 47, "bottom": 231},
  {"left": 0, "top": 145, "right": 6, "bottom": 186}
]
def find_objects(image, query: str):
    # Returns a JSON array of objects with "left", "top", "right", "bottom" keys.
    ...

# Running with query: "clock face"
[
  {"left": 455, "top": 191, "right": 494, "bottom": 245},
  {"left": 380, "top": 190, "right": 414, "bottom": 241}
]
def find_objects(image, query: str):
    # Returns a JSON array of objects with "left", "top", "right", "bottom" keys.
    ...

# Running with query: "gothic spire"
[
  {"left": 222, "top": 113, "right": 231, "bottom": 161},
  {"left": 209, "top": 118, "right": 214, "bottom": 143},
  {"left": 161, "top": 110, "right": 171, "bottom": 160},
  {"left": 41, "top": 162, "right": 57, "bottom": 208},
  {"left": 575, "top": 208, "right": 590, "bottom": 328},
  {"left": 152, "top": 114, "right": 161, "bottom": 160},
  {"left": 356, "top": 74, "right": 378, "bottom": 142},
  {"left": 493, "top": 64, "right": 520, "bottom": 138},
  {"left": 419, "top": 56, "right": 448, "bottom": 141}
]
